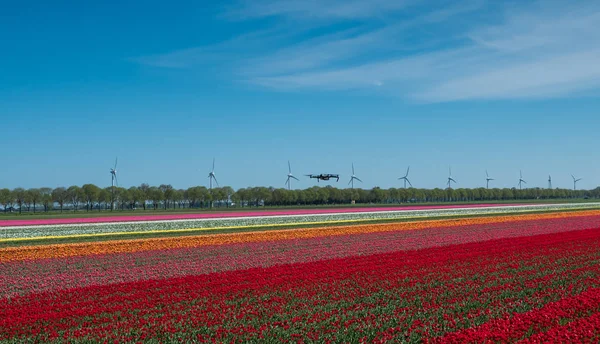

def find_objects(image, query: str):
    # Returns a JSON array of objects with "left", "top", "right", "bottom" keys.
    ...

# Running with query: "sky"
[{"left": 1, "top": 0, "right": 599, "bottom": 191}]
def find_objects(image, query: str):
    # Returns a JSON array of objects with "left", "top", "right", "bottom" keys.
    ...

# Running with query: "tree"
[
  {"left": 0, "top": 189, "right": 11, "bottom": 213},
  {"left": 149, "top": 187, "right": 163, "bottom": 210},
  {"left": 67, "top": 185, "right": 83, "bottom": 212},
  {"left": 82, "top": 184, "right": 100, "bottom": 211},
  {"left": 98, "top": 188, "right": 111, "bottom": 211},
  {"left": 159, "top": 184, "right": 174, "bottom": 210},
  {"left": 172, "top": 189, "right": 184, "bottom": 208},
  {"left": 139, "top": 183, "right": 150, "bottom": 210},
  {"left": 22, "top": 190, "right": 33, "bottom": 212},
  {"left": 40, "top": 188, "right": 53, "bottom": 212},
  {"left": 128, "top": 186, "right": 143, "bottom": 210},
  {"left": 221, "top": 186, "right": 234, "bottom": 207},
  {"left": 27, "top": 188, "right": 41, "bottom": 213},
  {"left": 12, "top": 188, "right": 26, "bottom": 214},
  {"left": 52, "top": 187, "right": 68, "bottom": 213}
]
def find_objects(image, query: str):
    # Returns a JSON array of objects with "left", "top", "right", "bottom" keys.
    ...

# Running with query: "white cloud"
[
  {"left": 134, "top": 0, "right": 600, "bottom": 102},
  {"left": 226, "top": 0, "right": 416, "bottom": 20},
  {"left": 413, "top": 50, "right": 600, "bottom": 102}
]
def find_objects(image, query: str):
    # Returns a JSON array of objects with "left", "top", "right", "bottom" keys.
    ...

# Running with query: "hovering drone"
[{"left": 306, "top": 174, "right": 339, "bottom": 182}]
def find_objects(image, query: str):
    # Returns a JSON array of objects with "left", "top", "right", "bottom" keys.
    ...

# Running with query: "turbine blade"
[
  {"left": 348, "top": 179, "right": 352, "bottom": 185},
  {"left": 288, "top": 161, "right": 291, "bottom": 173},
  {"left": 115, "top": 175, "right": 119, "bottom": 187},
  {"left": 407, "top": 179, "right": 412, "bottom": 187},
  {"left": 114, "top": 157, "right": 118, "bottom": 169},
  {"left": 291, "top": 175, "right": 299, "bottom": 181},
  {"left": 486, "top": 170, "right": 489, "bottom": 178},
  {"left": 355, "top": 177, "right": 363, "bottom": 183},
  {"left": 212, "top": 158, "right": 215, "bottom": 171},
  {"left": 285, "top": 177, "right": 290, "bottom": 186},
  {"left": 213, "top": 176, "right": 219, "bottom": 187},
  {"left": 352, "top": 163, "right": 355, "bottom": 175}
]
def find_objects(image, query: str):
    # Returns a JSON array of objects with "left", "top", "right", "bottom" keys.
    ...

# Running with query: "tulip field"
[{"left": 2, "top": 204, "right": 600, "bottom": 342}]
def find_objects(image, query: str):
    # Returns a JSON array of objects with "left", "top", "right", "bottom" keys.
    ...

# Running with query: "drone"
[{"left": 306, "top": 174, "right": 340, "bottom": 182}]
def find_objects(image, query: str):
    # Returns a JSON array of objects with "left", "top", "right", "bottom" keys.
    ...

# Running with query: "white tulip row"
[{"left": 2, "top": 203, "right": 599, "bottom": 240}]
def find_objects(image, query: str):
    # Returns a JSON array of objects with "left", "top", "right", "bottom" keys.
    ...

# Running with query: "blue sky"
[{"left": 1, "top": 0, "right": 599, "bottom": 190}]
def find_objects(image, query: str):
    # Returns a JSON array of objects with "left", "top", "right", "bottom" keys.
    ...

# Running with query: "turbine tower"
[
  {"left": 208, "top": 158, "right": 219, "bottom": 189},
  {"left": 548, "top": 175, "right": 552, "bottom": 189},
  {"left": 398, "top": 166, "right": 412, "bottom": 189},
  {"left": 109, "top": 158, "right": 118, "bottom": 211},
  {"left": 348, "top": 163, "right": 362, "bottom": 189},
  {"left": 285, "top": 161, "right": 299, "bottom": 190},
  {"left": 572, "top": 175, "right": 582, "bottom": 191},
  {"left": 485, "top": 170, "right": 494, "bottom": 189},
  {"left": 518, "top": 170, "right": 527, "bottom": 190},
  {"left": 447, "top": 167, "right": 457, "bottom": 189}
]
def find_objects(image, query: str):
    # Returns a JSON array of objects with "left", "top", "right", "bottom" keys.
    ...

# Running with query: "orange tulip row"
[{"left": 1, "top": 210, "right": 599, "bottom": 263}]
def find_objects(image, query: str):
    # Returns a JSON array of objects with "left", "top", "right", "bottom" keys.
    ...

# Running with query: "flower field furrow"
[
  {"left": 1, "top": 203, "right": 598, "bottom": 240},
  {"left": 2, "top": 214, "right": 600, "bottom": 297},
  {"left": 520, "top": 307, "right": 600, "bottom": 343},
  {"left": 0, "top": 203, "right": 527, "bottom": 227},
  {"left": 1, "top": 227, "right": 600, "bottom": 342},
  {"left": 2, "top": 211, "right": 600, "bottom": 263},
  {"left": 436, "top": 287, "right": 600, "bottom": 343}
]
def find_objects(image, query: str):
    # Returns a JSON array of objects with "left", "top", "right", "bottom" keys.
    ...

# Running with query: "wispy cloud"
[
  {"left": 225, "top": 0, "right": 416, "bottom": 20},
  {"left": 134, "top": 0, "right": 600, "bottom": 102}
]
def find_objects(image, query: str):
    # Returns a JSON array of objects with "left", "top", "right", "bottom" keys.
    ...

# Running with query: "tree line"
[{"left": 0, "top": 184, "right": 599, "bottom": 214}]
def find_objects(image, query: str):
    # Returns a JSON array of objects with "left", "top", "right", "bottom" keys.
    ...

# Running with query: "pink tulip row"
[{"left": 0, "top": 203, "right": 522, "bottom": 227}]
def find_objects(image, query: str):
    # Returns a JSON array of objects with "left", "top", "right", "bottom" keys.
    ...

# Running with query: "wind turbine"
[
  {"left": 447, "top": 167, "right": 457, "bottom": 189},
  {"left": 109, "top": 158, "right": 118, "bottom": 211},
  {"left": 398, "top": 166, "right": 412, "bottom": 188},
  {"left": 285, "top": 161, "right": 299, "bottom": 190},
  {"left": 485, "top": 170, "right": 494, "bottom": 189},
  {"left": 518, "top": 170, "right": 527, "bottom": 190},
  {"left": 548, "top": 175, "right": 552, "bottom": 189},
  {"left": 208, "top": 158, "right": 218, "bottom": 189},
  {"left": 348, "top": 163, "right": 362, "bottom": 189},
  {"left": 572, "top": 175, "right": 582, "bottom": 190}
]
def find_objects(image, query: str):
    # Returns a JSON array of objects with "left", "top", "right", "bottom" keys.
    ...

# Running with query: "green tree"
[
  {"left": 159, "top": 184, "right": 174, "bottom": 209},
  {"left": 12, "top": 188, "right": 26, "bottom": 214},
  {"left": 27, "top": 188, "right": 42, "bottom": 213},
  {"left": 98, "top": 188, "right": 111, "bottom": 211},
  {"left": 67, "top": 185, "right": 83, "bottom": 212},
  {"left": 0, "top": 189, "right": 12, "bottom": 213},
  {"left": 82, "top": 184, "right": 100, "bottom": 211},
  {"left": 52, "top": 187, "right": 68, "bottom": 213},
  {"left": 40, "top": 188, "right": 53, "bottom": 212}
]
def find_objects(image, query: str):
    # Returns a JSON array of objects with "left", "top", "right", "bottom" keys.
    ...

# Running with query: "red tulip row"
[
  {"left": 1, "top": 225, "right": 600, "bottom": 342},
  {"left": 2, "top": 214, "right": 599, "bottom": 298}
]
